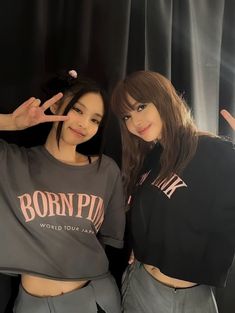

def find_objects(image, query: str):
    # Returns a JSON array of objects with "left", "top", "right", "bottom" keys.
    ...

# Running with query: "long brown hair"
[{"left": 111, "top": 71, "right": 198, "bottom": 197}]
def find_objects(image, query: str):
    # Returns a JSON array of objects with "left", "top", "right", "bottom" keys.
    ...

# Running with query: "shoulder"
[
  {"left": 100, "top": 154, "right": 121, "bottom": 171},
  {"left": 98, "top": 154, "right": 121, "bottom": 179},
  {"left": 196, "top": 134, "right": 235, "bottom": 165},
  {"left": 0, "top": 139, "right": 27, "bottom": 155},
  {"left": 0, "top": 140, "right": 33, "bottom": 169},
  {"left": 0, "top": 139, "right": 12, "bottom": 149},
  {"left": 197, "top": 134, "right": 234, "bottom": 153},
  {"left": 0, "top": 139, "right": 7, "bottom": 149},
  {"left": 96, "top": 155, "right": 123, "bottom": 190}
]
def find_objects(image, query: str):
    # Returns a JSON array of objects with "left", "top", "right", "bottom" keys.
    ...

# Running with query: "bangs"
[
  {"left": 111, "top": 82, "right": 134, "bottom": 118},
  {"left": 111, "top": 78, "right": 152, "bottom": 118}
]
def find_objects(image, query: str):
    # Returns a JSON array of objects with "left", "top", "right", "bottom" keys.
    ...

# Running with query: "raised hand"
[
  {"left": 220, "top": 109, "right": 235, "bottom": 131},
  {"left": 11, "top": 93, "right": 69, "bottom": 130}
]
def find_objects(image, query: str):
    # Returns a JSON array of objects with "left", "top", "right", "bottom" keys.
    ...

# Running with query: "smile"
[
  {"left": 137, "top": 124, "right": 151, "bottom": 135},
  {"left": 69, "top": 127, "right": 86, "bottom": 137}
]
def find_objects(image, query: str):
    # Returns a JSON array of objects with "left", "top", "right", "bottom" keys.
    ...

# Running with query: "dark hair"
[
  {"left": 43, "top": 71, "right": 109, "bottom": 165},
  {"left": 111, "top": 71, "right": 198, "bottom": 197}
]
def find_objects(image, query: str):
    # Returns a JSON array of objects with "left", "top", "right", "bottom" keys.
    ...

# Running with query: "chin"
[
  {"left": 142, "top": 136, "right": 157, "bottom": 142},
  {"left": 62, "top": 138, "right": 84, "bottom": 146}
]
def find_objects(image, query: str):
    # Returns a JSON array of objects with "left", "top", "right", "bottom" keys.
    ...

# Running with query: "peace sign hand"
[{"left": 12, "top": 93, "right": 69, "bottom": 130}]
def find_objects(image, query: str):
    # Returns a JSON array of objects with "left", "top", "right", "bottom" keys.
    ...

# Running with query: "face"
[
  {"left": 57, "top": 92, "right": 104, "bottom": 146},
  {"left": 123, "top": 94, "right": 163, "bottom": 142}
]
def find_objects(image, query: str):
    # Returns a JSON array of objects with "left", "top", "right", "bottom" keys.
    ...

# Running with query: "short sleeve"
[
  {"left": 98, "top": 168, "right": 126, "bottom": 248},
  {"left": 0, "top": 139, "right": 24, "bottom": 166},
  {"left": 0, "top": 139, "right": 8, "bottom": 160}
]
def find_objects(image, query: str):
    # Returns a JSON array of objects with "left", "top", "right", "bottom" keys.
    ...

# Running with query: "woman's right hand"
[
  {"left": 220, "top": 109, "right": 235, "bottom": 131},
  {"left": 11, "top": 93, "right": 68, "bottom": 130}
]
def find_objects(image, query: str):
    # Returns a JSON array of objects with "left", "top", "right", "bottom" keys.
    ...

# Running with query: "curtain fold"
[{"left": 146, "top": 0, "right": 173, "bottom": 77}]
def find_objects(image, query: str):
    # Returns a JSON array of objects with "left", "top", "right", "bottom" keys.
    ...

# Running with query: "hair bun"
[
  {"left": 42, "top": 70, "right": 78, "bottom": 97},
  {"left": 68, "top": 70, "right": 78, "bottom": 79}
]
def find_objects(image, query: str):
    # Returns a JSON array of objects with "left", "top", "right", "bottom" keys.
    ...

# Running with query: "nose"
[
  {"left": 77, "top": 116, "right": 89, "bottom": 129},
  {"left": 131, "top": 113, "right": 143, "bottom": 128}
]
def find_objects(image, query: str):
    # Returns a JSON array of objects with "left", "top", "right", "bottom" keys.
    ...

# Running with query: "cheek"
[
  {"left": 125, "top": 121, "right": 134, "bottom": 134},
  {"left": 67, "top": 110, "right": 78, "bottom": 120},
  {"left": 89, "top": 124, "right": 99, "bottom": 136},
  {"left": 157, "top": 122, "right": 163, "bottom": 139},
  {"left": 158, "top": 119, "right": 163, "bottom": 132}
]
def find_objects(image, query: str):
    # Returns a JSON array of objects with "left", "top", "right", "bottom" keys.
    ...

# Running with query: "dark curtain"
[{"left": 0, "top": 1, "right": 234, "bottom": 312}]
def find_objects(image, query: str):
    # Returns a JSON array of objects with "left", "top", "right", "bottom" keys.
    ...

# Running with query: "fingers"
[
  {"left": 220, "top": 109, "right": 235, "bottom": 130},
  {"left": 15, "top": 97, "right": 37, "bottom": 114},
  {"left": 221, "top": 109, "right": 232, "bottom": 120},
  {"left": 44, "top": 115, "right": 69, "bottom": 123},
  {"left": 31, "top": 99, "right": 41, "bottom": 107},
  {"left": 41, "top": 93, "right": 63, "bottom": 111},
  {"left": 23, "top": 97, "right": 37, "bottom": 106}
]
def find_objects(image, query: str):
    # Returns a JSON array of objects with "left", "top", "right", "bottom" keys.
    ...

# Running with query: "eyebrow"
[
  {"left": 127, "top": 101, "right": 141, "bottom": 111},
  {"left": 132, "top": 102, "right": 139, "bottom": 109},
  {"left": 76, "top": 100, "right": 103, "bottom": 118}
]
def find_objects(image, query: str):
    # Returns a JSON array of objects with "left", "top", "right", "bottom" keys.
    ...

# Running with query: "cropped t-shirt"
[
  {"left": 130, "top": 136, "right": 235, "bottom": 287},
  {"left": 0, "top": 140, "right": 125, "bottom": 280}
]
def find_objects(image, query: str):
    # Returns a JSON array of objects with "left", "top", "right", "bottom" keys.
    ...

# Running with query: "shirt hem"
[{"left": 0, "top": 268, "right": 111, "bottom": 281}]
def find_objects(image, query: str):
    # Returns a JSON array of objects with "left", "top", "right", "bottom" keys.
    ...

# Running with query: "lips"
[
  {"left": 137, "top": 124, "right": 151, "bottom": 135},
  {"left": 69, "top": 127, "right": 86, "bottom": 137}
]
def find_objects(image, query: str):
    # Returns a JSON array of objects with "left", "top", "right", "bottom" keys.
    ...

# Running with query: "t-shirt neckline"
[{"left": 38, "top": 145, "right": 99, "bottom": 170}]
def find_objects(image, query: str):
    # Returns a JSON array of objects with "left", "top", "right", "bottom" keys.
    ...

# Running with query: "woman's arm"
[{"left": 0, "top": 93, "right": 68, "bottom": 131}]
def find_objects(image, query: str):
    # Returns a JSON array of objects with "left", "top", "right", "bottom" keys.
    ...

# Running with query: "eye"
[
  {"left": 122, "top": 115, "right": 130, "bottom": 122},
  {"left": 91, "top": 119, "right": 101, "bottom": 125},
  {"left": 136, "top": 103, "right": 147, "bottom": 112},
  {"left": 72, "top": 107, "right": 83, "bottom": 114}
]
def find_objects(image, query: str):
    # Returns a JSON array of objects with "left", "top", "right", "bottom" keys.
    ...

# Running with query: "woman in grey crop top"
[
  {"left": 0, "top": 70, "right": 125, "bottom": 313},
  {"left": 111, "top": 71, "right": 235, "bottom": 313}
]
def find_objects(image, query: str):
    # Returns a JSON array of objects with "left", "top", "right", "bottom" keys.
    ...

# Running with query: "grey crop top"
[{"left": 0, "top": 140, "right": 125, "bottom": 280}]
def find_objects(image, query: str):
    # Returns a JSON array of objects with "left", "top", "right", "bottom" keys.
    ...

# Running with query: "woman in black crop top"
[
  {"left": 111, "top": 71, "right": 235, "bottom": 313},
  {"left": 0, "top": 70, "right": 125, "bottom": 313}
]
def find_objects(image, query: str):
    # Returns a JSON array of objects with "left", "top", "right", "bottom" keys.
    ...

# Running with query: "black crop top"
[{"left": 130, "top": 135, "right": 235, "bottom": 287}]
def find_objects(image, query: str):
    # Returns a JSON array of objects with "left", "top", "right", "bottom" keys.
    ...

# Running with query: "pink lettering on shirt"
[
  {"left": 137, "top": 170, "right": 151, "bottom": 186},
  {"left": 18, "top": 191, "right": 104, "bottom": 229},
  {"left": 152, "top": 174, "right": 187, "bottom": 199}
]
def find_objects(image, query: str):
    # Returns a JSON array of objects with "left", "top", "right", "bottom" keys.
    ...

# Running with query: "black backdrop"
[{"left": 0, "top": 1, "right": 235, "bottom": 312}]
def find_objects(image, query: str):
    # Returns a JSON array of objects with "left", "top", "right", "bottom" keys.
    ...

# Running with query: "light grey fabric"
[
  {"left": 122, "top": 261, "right": 218, "bottom": 313},
  {"left": 13, "top": 274, "right": 121, "bottom": 313}
]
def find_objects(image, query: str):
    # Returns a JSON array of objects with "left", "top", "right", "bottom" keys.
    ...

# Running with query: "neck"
[{"left": 44, "top": 129, "right": 79, "bottom": 164}]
